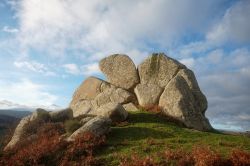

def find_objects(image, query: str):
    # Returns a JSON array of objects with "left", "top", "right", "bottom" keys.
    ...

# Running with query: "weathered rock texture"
[
  {"left": 138, "top": 53, "right": 186, "bottom": 88},
  {"left": 134, "top": 83, "right": 163, "bottom": 107},
  {"left": 99, "top": 54, "right": 139, "bottom": 90},
  {"left": 67, "top": 117, "right": 111, "bottom": 141},
  {"left": 159, "top": 76, "right": 212, "bottom": 130},
  {"left": 69, "top": 53, "right": 212, "bottom": 131},
  {"left": 122, "top": 103, "right": 138, "bottom": 112},
  {"left": 70, "top": 76, "right": 112, "bottom": 107},
  {"left": 93, "top": 102, "right": 128, "bottom": 122}
]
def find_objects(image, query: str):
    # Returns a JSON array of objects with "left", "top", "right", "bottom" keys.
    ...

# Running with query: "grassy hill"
[
  {"left": 96, "top": 111, "right": 250, "bottom": 165},
  {"left": 0, "top": 110, "right": 249, "bottom": 165}
]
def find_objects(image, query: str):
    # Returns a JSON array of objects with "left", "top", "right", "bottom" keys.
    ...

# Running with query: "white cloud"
[
  {"left": 206, "top": 0, "right": 250, "bottom": 44},
  {"left": 14, "top": 60, "right": 56, "bottom": 76},
  {"left": 80, "top": 63, "right": 101, "bottom": 76},
  {"left": 179, "top": 58, "right": 195, "bottom": 68},
  {"left": 2, "top": 26, "right": 19, "bottom": 33},
  {"left": 9, "top": 0, "right": 226, "bottom": 61},
  {"left": 206, "top": 49, "right": 224, "bottom": 64},
  {"left": 63, "top": 63, "right": 80, "bottom": 75},
  {"left": 63, "top": 63, "right": 101, "bottom": 76},
  {"left": 0, "top": 78, "right": 58, "bottom": 106},
  {"left": 192, "top": 47, "right": 250, "bottom": 131}
]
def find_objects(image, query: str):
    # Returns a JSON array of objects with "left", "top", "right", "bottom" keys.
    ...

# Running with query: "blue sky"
[{"left": 0, "top": 0, "right": 249, "bottom": 131}]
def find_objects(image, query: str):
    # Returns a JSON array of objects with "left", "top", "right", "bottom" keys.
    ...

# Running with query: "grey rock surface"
[
  {"left": 91, "top": 102, "right": 128, "bottom": 122},
  {"left": 122, "top": 102, "right": 138, "bottom": 112},
  {"left": 99, "top": 54, "right": 139, "bottom": 90},
  {"left": 159, "top": 75, "right": 212, "bottom": 131},
  {"left": 176, "top": 69, "right": 207, "bottom": 114},
  {"left": 70, "top": 76, "right": 112, "bottom": 107},
  {"left": 71, "top": 100, "right": 93, "bottom": 117},
  {"left": 134, "top": 83, "right": 163, "bottom": 107},
  {"left": 138, "top": 53, "right": 186, "bottom": 88},
  {"left": 92, "top": 87, "right": 135, "bottom": 109},
  {"left": 67, "top": 116, "right": 111, "bottom": 141}
]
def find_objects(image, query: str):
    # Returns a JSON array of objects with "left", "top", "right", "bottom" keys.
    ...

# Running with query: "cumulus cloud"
[
  {"left": 63, "top": 64, "right": 80, "bottom": 75},
  {"left": 2, "top": 26, "right": 19, "bottom": 33},
  {"left": 0, "top": 78, "right": 58, "bottom": 106},
  {"left": 179, "top": 58, "right": 195, "bottom": 68},
  {"left": 63, "top": 63, "right": 101, "bottom": 76},
  {"left": 193, "top": 48, "right": 250, "bottom": 131},
  {"left": 9, "top": 0, "right": 227, "bottom": 60},
  {"left": 14, "top": 61, "right": 56, "bottom": 76},
  {"left": 207, "top": 0, "right": 250, "bottom": 44}
]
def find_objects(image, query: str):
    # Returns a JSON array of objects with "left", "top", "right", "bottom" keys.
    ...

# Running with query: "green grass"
[{"left": 96, "top": 111, "right": 250, "bottom": 165}]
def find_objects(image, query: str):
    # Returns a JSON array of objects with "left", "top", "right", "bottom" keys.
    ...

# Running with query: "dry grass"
[
  {"left": 0, "top": 123, "right": 106, "bottom": 166},
  {"left": 119, "top": 146, "right": 250, "bottom": 166}
]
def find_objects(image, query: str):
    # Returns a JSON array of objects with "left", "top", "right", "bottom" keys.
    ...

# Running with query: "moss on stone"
[{"left": 148, "top": 53, "right": 160, "bottom": 77}]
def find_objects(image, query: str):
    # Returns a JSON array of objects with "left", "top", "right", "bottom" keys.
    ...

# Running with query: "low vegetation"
[
  {"left": 0, "top": 110, "right": 249, "bottom": 165},
  {"left": 0, "top": 123, "right": 106, "bottom": 166},
  {"left": 96, "top": 111, "right": 250, "bottom": 165}
]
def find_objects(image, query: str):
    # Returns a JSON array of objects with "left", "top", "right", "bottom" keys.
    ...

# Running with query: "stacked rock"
[{"left": 70, "top": 53, "right": 212, "bottom": 131}]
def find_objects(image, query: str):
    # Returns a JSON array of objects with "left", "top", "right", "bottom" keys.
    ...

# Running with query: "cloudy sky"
[{"left": 0, "top": 0, "right": 249, "bottom": 131}]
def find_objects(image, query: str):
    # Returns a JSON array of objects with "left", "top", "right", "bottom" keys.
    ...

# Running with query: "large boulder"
[
  {"left": 99, "top": 54, "right": 139, "bottom": 90},
  {"left": 71, "top": 100, "right": 93, "bottom": 117},
  {"left": 159, "top": 75, "right": 212, "bottom": 131},
  {"left": 138, "top": 53, "right": 186, "bottom": 88},
  {"left": 67, "top": 117, "right": 111, "bottom": 141},
  {"left": 70, "top": 76, "right": 112, "bottom": 107},
  {"left": 134, "top": 83, "right": 163, "bottom": 107},
  {"left": 176, "top": 69, "right": 207, "bottom": 114},
  {"left": 91, "top": 102, "right": 128, "bottom": 122}
]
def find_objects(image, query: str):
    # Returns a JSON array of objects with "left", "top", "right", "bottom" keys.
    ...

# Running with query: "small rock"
[
  {"left": 67, "top": 116, "right": 111, "bottom": 141},
  {"left": 91, "top": 102, "right": 128, "bottom": 122},
  {"left": 122, "top": 102, "right": 138, "bottom": 112}
]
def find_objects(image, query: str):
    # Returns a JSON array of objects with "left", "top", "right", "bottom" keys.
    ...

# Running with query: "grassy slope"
[{"left": 96, "top": 111, "right": 250, "bottom": 165}]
